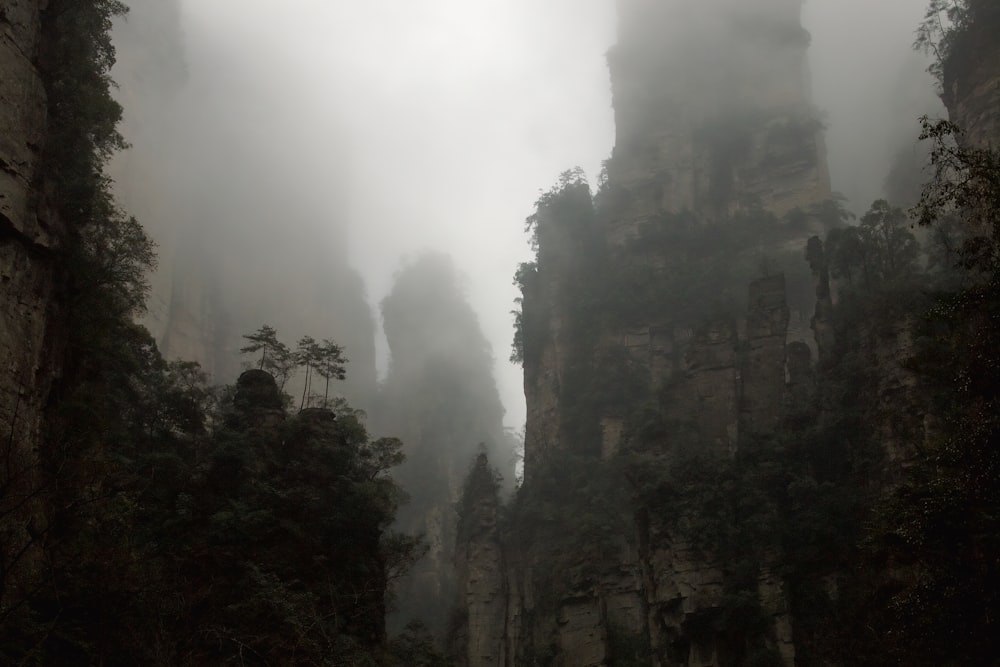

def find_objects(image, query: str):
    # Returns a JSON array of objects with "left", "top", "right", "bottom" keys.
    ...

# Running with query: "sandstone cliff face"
[
  {"left": 488, "top": 277, "right": 799, "bottom": 667},
  {"left": 606, "top": 0, "right": 829, "bottom": 242},
  {"left": 0, "top": 0, "right": 67, "bottom": 611},
  {"left": 741, "top": 275, "right": 791, "bottom": 438},
  {"left": 454, "top": 464, "right": 508, "bottom": 667},
  {"left": 942, "top": 3, "right": 1000, "bottom": 149},
  {"left": 522, "top": 183, "right": 595, "bottom": 472},
  {"left": 459, "top": 2, "right": 833, "bottom": 664},
  {"left": 0, "top": 0, "right": 59, "bottom": 500}
]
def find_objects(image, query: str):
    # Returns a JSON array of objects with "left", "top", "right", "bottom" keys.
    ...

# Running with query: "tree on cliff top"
[
  {"left": 823, "top": 200, "right": 918, "bottom": 290},
  {"left": 917, "top": 0, "right": 1000, "bottom": 86}
]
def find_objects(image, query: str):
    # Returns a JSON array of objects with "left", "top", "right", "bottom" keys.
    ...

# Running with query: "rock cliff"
[
  {"left": 605, "top": 0, "right": 829, "bottom": 242},
  {"left": 0, "top": 1, "right": 65, "bottom": 594},
  {"left": 1, "top": 0, "right": 57, "bottom": 461},
  {"left": 376, "top": 254, "right": 515, "bottom": 638},
  {"left": 458, "top": 1, "right": 835, "bottom": 664},
  {"left": 941, "top": 0, "right": 1000, "bottom": 148},
  {"left": 482, "top": 274, "right": 801, "bottom": 666}
]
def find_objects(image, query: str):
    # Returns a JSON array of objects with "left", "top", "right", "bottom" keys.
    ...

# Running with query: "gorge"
[{"left": 2, "top": 0, "right": 999, "bottom": 665}]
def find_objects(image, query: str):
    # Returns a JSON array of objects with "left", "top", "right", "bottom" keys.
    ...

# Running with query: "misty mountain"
[
  {"left": 2, "top": 0, "right": 999, "bottom": 665},
  {"left": 373, "top": 252, "right": 516, "bottom": 636},
  {"left": 108, "top": 0, "right": 378, "bottom": 404}
]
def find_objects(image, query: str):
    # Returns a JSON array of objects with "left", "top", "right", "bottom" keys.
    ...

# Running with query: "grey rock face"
[
  {"left": 458, "top": 1, "right": 831, "bottom": 663},
  {"left": 943, "top": 8, "right": 1000, "bottom": 150},
  {"left": 1, "top": 0, "right": 56, "bottom": 481},
  {"left": 0, "top": 0, "right": 64, "bottom": 613},
  {"left": 742, "top": 274, "right": 791, "bottom": 437}
]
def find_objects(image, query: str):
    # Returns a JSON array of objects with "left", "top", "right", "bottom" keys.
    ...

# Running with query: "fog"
[
  {"left": 373, "top": 252, "right": 516, "bottom": 634},
  {"left": 804, "top": 0, "right": 945, "bottom": 212},
  {"left": 111, "top": 0, "right": 943, "bottom": 437}
]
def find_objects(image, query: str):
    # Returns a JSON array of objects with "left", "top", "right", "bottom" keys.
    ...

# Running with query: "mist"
[
  {"left": 3, "top": 0, "right": 986, "bottom": 660},
  {"left": 110, "top": 0, "right": 942, "bottom": 447},
  {"left": 373, "top": 252, "right": 516, "bottom": 634},
  {"left": 804, "top": 0, "right": 945, "bottom": 211}
]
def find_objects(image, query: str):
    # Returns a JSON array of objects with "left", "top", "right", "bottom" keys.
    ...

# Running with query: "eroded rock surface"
[{"left": 1, "top": 0, "right": 57, "bottom": 484}]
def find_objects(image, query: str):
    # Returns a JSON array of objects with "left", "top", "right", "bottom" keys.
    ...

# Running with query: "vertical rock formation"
[
  {"left": 460, "top": 1, "right": 833, "bottom": 664},
  {"left": 741, "top": 274, "right": 791, "bottom": 438},
  {"left": 0, "top": 0, "right": 57, "bottom": 460},
  {"left": 453, "top": 453, "right": 508, "bottom": 667},
  {"left": 941, "top": 0, "right": 1000, "bottom": 148},
  {"left": 375, "top": 253, "right": 514, "bottom": 638},
  {"left": 0, "top": 2, "right": 71, "bottom": 608},
  {"left": 606, "top": 0, "right": 829, "bottom": 240},
  {"left": 521, "top": 180, "right": 597, "bottom": 471}
]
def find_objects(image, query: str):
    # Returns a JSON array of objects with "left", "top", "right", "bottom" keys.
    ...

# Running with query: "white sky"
[{"left": 178, "top": 0, "right": 939, "bottom": 431}]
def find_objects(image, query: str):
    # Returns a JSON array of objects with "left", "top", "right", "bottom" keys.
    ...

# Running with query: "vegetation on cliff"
[
  {"left": 504, "top": 135, "right": 1000, "bottom": 663},
  {"left": 917, "top": 0, "right": 1000, "bottom": 88},
  {"left": 2, "top": 3, "right": 426, "bottom": 664},
  {"left": 497, "top": 5, "right": 1000, "bottom": 661}
]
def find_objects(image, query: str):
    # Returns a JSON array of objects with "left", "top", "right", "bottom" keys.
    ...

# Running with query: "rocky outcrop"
[
  {"left": 522, "top": 182, "right": 596, "bottom": 470},
  {"left": 376, "top": 255, "right": 514, "bottom": 638},
  {"left": 606, "top": 0, "right": 829, "bottom": 242},
  {"left": 741, "top": 274, "right": 791, "bottom": 438},
  {"left": 683, "top": 319, "right": 741, "bottom": 455},
  {"left": 460, "top": 267, "right": 800, "bottom": 664},
  {"left": 810, "top": 258, "right": 836, "bottom": 367},
  {"left": 454, "top": 454, "right": 508, "bottom": 667},
  {"left": 521, "top": 270, "right": 564, "bottom": 473},
  {"left": 460, "top": 1, "right": 826, "bottom": 664},
  {"left": 942, "top": 1, "right": 1000, "bottom": 148},
  {"left": 0, "top": 0, "right": 67, "bottom": 616},
  {"left": 0, "top": 0, "right": 57, "bottom": 456},
  {"left": 857, "top": 311, "right": 931, "bottom": 486}
]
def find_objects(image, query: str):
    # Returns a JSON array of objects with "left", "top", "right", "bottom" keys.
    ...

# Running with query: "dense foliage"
[
  {"left": 850, "top": 114, "right": 1000, "bottom": 665},
  {"left": 1, "top": 3, "right": 426, "bottom": 664},
  {"left": 917, "top": 0, "right": 1000, "bottom": 87}
]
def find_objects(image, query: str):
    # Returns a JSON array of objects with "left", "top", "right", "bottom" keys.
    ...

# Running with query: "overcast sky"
[{"left": 177, "top": 0, "right": 939, "bottom": 430}]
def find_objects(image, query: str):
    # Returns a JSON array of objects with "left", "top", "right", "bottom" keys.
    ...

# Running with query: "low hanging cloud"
[{"left": 112, "top": 0, "right": 944, "bottom": 430}]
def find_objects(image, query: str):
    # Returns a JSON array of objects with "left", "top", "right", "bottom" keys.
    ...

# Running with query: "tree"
[
  {"left": 808, "top": 194, "right": 855, "bottom": 230},
  {"left": 240, "top": 325, "right": 281, "bottom": 370},
  {"left": 295, "top": 336, "right": 320, "bottom": 409},
  {"left": 361, "top": 437, "right": 406, "bottom": 481},
  {"left": 824, "top": 200, "right": 919, "bottom": 289},
  {"left": 155, "top": 369, "right": 420, "bottom": 665},
  {"left": 388, "top": 620, "right": 449, "bottom": 667},
  {"left": 314, "top": 339, "right": 348, "bottom": 408},
  {"left": 857, "top": 199, "right": 920, "bottom": 286},
  {"left": 850, "top": 114, "right": 1000, "bottom": 664},
  {"left": 914, "top": 117, "right": 1000, "bottom": 274},
  {"left": 916, "top": 0, "right": 971, "bottom": 85},
  {"left": 824, "top": 225, "right": 865, "bottom": 286}
]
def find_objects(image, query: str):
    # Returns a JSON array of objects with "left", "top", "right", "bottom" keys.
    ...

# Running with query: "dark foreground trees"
[{"left": 2, "top": 334, "right": 421, "bottom": 665}]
